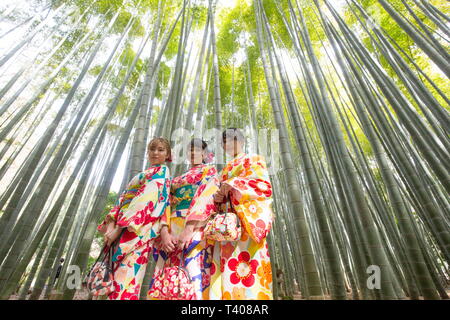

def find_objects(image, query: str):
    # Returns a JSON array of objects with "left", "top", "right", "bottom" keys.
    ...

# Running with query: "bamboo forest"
[{"left": 0, "top": 0, "right": 448, "bottom": 301}]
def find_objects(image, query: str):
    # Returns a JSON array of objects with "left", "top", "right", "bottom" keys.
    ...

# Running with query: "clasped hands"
[
  {"left": 213, "top": 183, "right": 232, "bottom": 204},
  {"left": 159, "top": 184, "right": 231, "bottom": 253},
  {"left": 160, "top": 222, "right": 196, "bottom": 253},
  {"left": 104, "top": 221, "right": 194, "bottom": 253}
]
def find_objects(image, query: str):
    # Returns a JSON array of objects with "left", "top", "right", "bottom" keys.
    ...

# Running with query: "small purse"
[
  {"left": 148, "top": 251, "right": 195, "bottom": 300},
  {"left": 83, "top": 244, "right": 116, "bottom": 297},
  {"left": 83, "top": 229, "right": 124, "bottom": 297},
  {"left": 204, "top": 198, "right": 242, "bottom": 242}
]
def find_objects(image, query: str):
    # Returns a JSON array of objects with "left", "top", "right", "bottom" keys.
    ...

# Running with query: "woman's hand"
[
  {"left": 213, "top": 183, "right": 232, "bottom": 203},
  {"left": 160, "top": 226, "right": 177, "bottom": 253},
  {"left": 105, "top": 220, "right": 116, "bottom": 233},
  {"left": 104, "top": 224, "right": 122, "bottom": 246},
  {"left": 177, "top": 222, "right": 196, "bottom": 250}
]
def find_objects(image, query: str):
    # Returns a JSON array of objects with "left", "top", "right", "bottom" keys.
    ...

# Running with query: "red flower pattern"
[
  {"left": 248, "top": 179, "right": 272, "bottom": 197},
  {"left": 121, "top": 290, "right": 138, "bottom": 300},
  {"left": 108, "top": 281, "right": 121, "bottom": 300},
  {"left": 131, "top": 201, "right": 155, "bottom": 226},
  {"left": 220, "top": 257, "right": 226, "bottom": 273},
  {"left": 210, "top": 262, "right": 216, "bottom": 275},
  {"left": 233, "top": 179, "right": 248, "bottom": 190},
  {"left": 201, "top": 273, "right": 211, "bottom": 289},
  {"left": 252, "top": 219, "right": 269, "bottom": 242},
  {"left": 205, "top": 203, "right": 217, "bottom": 215},
  {"left": 120, "top": 229, "right": 137, "bottom": 244},
  {"left": 186, "top": 172, "right": 203, "bottom": 184},
  {"left": 227, "top": 251, "right": 259, "bottom": 287},
  {"left": 136, "top": 247, "right": 150, "bottom": 265},
  {"left": 243, "top": 158, "right": 251, "bottom": 169},
  {"left": 207, "top": 167, "right": 216, "bottom": 176}
]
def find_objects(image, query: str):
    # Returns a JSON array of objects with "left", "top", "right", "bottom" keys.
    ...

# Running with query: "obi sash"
[{"left": 173, "top": 184, "right": 194, "bottom": 212}]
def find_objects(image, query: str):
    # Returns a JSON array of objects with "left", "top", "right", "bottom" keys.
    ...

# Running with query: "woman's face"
[
  {"left": 222, "top": 138, "right": 242, "bottom": 157},
  {"left": 188, "top": 146, "right": 205, "bottom": 165},
  {"left": 148, "top": 142, "right": 168, "bottom": 165}
]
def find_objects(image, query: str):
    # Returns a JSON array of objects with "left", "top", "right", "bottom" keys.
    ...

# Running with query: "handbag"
[
  {"left": 83, "top": 229, "right": 124, "bottom": 297},
  {"left": 83, "top": 244, "right": 115, "bottom": 297},
  {"left": 204, "top": 198, "right": 242, "bottom": 242},
  {"left": 148, "top": 251, "right": 195, "bottom": 300}
]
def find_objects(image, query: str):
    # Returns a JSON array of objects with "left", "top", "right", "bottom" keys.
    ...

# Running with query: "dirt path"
[{"left": 9, "top": 290, "right": 450, "bottom": 300}]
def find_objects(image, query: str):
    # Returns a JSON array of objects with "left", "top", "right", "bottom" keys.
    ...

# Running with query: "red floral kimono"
[{"left": 97, "top": 164, "right": 171, "bottom": 300}]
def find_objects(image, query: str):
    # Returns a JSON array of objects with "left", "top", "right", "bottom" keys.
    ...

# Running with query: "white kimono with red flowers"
[
  {"left": 189, "top": 153, "right": 274, "bottom": 300},
  {"left": 97, "top": 164, "right": 171, "bottom": 300}
]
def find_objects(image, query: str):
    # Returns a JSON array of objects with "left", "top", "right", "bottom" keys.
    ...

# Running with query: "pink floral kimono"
[
  {"left": 189, "top": 153, "right": 275, "bottom": 300},
  {"left": 97, "top": 164, "right": 171, "bottom": 300}
]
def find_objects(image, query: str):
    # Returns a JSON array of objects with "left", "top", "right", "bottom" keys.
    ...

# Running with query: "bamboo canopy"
[{"left": 0, "top": 0, "right": 448, "bottom": 300}]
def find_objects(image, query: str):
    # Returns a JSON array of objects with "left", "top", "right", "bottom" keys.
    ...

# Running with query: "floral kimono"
[
  {"left": 97, "top": 164, "right": 171, "bottom": 300},
  {"left": 148, "top": 163, "right": 217, "bottom": 300},
  {"left": 189, "top": 153, "right": 274, "bottom": 300}
]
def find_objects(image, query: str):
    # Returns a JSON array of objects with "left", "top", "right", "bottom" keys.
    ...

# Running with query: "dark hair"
[
  {"left": 222, "top": 128, "right": 245, "bottom": 144},
  {"left": 189, "top": 138, "right": 208, "bottom": 164},
  {"left": 189, "top": 138, "right": 207, "bottom": 150}
]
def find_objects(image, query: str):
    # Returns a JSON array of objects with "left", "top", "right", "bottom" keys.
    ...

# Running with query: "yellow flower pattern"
[{"left": 191, "top": 153, "right": 275, "bottom": 300}]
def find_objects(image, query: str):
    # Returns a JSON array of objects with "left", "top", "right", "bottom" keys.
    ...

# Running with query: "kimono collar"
[
  {"left": 223, "top": 152, "right": 246, "bottom": 173},
  {"left": 223, "top": 152, "right": 246, "bottom": 166},
  {"left": 145, "top": 164, "right": 165, "bottom": 173},
  {"left": 190, "top": 163, "right": 206, "bottom": 170},
  {"left": 148, "top": 164, "right": 164, "bottom": 169}
]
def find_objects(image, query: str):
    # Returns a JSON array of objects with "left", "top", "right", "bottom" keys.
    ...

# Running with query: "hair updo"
[
  {"left": 189, "top": 138, "right": 207, "bottom": 150},
  {"left": 222, "top": 128, "right": 245, "bottom": 144},
  {"left": 189, "top": 138, "right": 211, "bottom": 164}
]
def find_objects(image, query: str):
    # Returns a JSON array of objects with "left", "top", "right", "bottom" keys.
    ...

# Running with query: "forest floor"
[
  {"left": 289, "top": 291, "right": 450, "bottom": 300},
  {"left": 8, "top": 288, "right": 90, "bottom": 300},
  {"left": 8, "top": 289, "right": 450, "bottom": 300}
]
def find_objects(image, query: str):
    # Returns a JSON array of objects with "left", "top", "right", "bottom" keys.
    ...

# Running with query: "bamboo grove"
[{"left": 0, "top": 0, "right": 448, "bottom": 300}]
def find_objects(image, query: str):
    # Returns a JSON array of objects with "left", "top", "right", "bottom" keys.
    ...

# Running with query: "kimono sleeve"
[
  {"left": 157, "top": 176, "right": 172, "bottom": 229},
  {"left": 117, "top": 166, "right": 171, "bottom": 238},
  {"left": 147, "top": 167, "right": 171, "bottom": 240},
  {"left": 186, "top": 165, "right": 218, "bottom": 222},
  {"left": 97, "top": 172, "right": 143, "bottom": 234},
  {"left": 186, "top": 169, "right": 220, "bottom": 223},
  {"left": 223, "top": 155, "right": 274, "bottom": 243}
]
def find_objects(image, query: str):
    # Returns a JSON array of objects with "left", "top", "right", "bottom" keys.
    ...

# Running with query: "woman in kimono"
[
  {"left": 148, "top": 138, "right": 217, "bottom": 300},
  {"left": 97, "top": 137, "right": 175, "bottom": 300},
  {"left": 189, "top": 128, "right": 275, "bottom": 300}
]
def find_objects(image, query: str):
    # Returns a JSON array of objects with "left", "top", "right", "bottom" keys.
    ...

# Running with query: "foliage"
[{"left": 94, "top": 191, "right": 119, "bottom": 241}]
